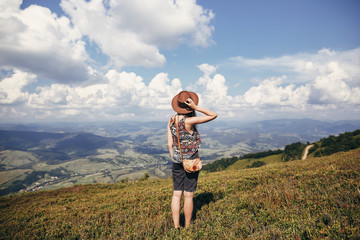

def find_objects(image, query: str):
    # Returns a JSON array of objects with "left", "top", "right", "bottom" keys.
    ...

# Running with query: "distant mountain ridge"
[
  {"left": 1, "top": 118, "right": 360, "bottom": 196},
  {"left": 227, "top": 118, "right": 360, "bottom": 136},
  {"left": 1, "top": 118, "right": 359, "bottom": 137},
  {"left": 0, "top": 130, "right": 119, "bottom": 161}
]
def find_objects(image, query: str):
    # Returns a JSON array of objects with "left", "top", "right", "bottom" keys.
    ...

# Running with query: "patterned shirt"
[{"left": 169, "top": 115, "right": 201, "bottom": 163}]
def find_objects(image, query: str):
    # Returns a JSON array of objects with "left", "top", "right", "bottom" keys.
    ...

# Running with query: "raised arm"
[{"left": 184, "top": 98, "right": 217, "bottom": 125}]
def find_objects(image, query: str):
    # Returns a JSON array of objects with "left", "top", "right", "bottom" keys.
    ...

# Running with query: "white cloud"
[
  {"left": 148, "top": 72, "right": 182, "bottom": 109},
  {"left": 0, "top": 69, "right": 36, "bottom": 105},
  {"left": 1, "top": 0, "right": 358, "bottom": 123},
  {"left": 197, "top": 63, "right": 216, "bottom": 78},
  {"left": 29, "top": 84, "right": 71, "bottom": 107},
  {"left": 9, "top": 69, "right": 182, "bottom": 121},
  {"left": 60, "top": 0, "right": 214, "bottom": 68},
  {"left": 196, "top": 64, "right": 232, "bottom": 110},
  {"left": 229, "top": 48, "right": 360, "bottom": 83},
  {"left": 0, "top": 0, "right": 214, "bottom": 87},
  {"left": 243, "top": 76, "right": 309, "bottom": 108},
  {"left": 189, "top": 48, "right": 359, "bottom": 120},
  {"left": 0, "top": 0, "right": 21, "bottom": 16},
  {"left": 0, "top": 1, "right": 92, "bottom": 84},
  {"left": 229, "top": 48, "right": 360, "bottom": 109},
  {"left": 1, "top": 47, "right": 359, "bottom": 122},
  {"left": 309, "top": 61, "right": 352, "bottom": 104}
]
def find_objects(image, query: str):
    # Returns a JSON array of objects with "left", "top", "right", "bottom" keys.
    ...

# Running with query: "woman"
[{"left": 167, "top": 90, "right": 217, "bottom": 229}]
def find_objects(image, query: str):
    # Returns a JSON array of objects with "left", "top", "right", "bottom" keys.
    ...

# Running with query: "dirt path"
[{"left": 302, "top": 144, "right": 314, "bottom": 160}]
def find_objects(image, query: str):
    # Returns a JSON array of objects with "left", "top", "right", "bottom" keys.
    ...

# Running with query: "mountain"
[
  {"left": 1, "top": 119, "right": 360, "bottom": 196},
  {"left": 246, "top": 119, "right": 360, "bottom": 135},
  {"left": 1, "top": 148, "right": 359, "bottom": 239},
  {"left": 1, "top": 118, "right": 359, "bottom": 137},
  {"left": 0, "top": 130, "right": 169, "bottom": 196}
]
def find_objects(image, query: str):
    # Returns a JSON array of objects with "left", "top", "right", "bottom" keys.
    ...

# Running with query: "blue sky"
[{"left": 1, "top": 0, "right": 359, "bottom": 123}]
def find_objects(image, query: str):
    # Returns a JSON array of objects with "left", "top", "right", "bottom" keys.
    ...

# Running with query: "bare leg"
[
  {"left": 184, "top": 191, "right": 194, "bottom": 227},
  {"left": 171, "top": 190, "right": 182, "bottom": 228}
]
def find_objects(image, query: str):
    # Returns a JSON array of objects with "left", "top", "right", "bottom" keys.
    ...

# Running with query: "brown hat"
[{"left": 171, "top": 90, "right": 199, "bottom": 114}]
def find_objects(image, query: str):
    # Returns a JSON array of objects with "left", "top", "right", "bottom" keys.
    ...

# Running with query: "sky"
[{"left": 0, "top": 0, "right": 360, "bottom": 123}]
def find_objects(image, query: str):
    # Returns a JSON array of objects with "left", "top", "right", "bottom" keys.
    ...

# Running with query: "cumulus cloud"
[
  {"left": 1, "top": 47, "right": 359, "bottom": 122},
  {"left": 0, "top": 0, "right": 92, "bottom": 83},
  {"left": 1, "top": 0, "right": 358, "bottom": 123},
  {"left": 229, "top": 48, "right": 360, "bottom": 108},
  {"left": 3, "top": 69, "right": 182, "bottom": 121},
  {"left": 1, "top": 0, "right": 214, "bottom": 85},
  {"left": 230, "top": 48, "right": 360, "bottom": 82},
  {"left": 0, "top": 69, "right": 36, "bottom": 105},
  {"left": 189, "top": 48, "right": 360, "bottom": 120},
  {"left": 0, "top": 0, "right": 21, "bottom": 16},
  {"left": 60, "top": 0, "right": 214, "bottom": 68},
  {"left": 243, "top": 76, "right": 309, "bottom": 108},
  {"left": 196, "top": 64, "right": 232, "bottom": 110}
]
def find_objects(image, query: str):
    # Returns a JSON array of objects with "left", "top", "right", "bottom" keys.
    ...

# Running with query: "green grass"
[
  {"left": 227, "top": 154, "right": 282, "bottom": 170},
  {"left": 1, "top": 149, "right": 359, "bottom": 239}
]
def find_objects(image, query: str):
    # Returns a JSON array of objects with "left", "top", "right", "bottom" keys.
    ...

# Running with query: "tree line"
[{"left": 310, "top": 129, "right": 360, "bottom": 157}]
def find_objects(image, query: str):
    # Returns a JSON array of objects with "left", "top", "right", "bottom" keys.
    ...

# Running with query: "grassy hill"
[
  {"left": 227, "top": 153, "right": 282, "bottom": 170},
  {"left": 309, "top": 129, "right": 360, "bottom": 158},
  {"left": 204, "top": 129, "right": 360, "bottom": 173},
  {"left": 1, "top": 148, "right": 359, "bottom": 239}
]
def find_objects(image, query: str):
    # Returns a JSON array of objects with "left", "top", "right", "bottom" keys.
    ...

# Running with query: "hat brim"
[{"left": 171, "top": 91, "right": 199, "bottom": 114}]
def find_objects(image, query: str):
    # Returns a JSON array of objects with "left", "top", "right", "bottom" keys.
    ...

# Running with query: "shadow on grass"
[{"left": 179, "top": 191, "right": 223, "bottom": 227}]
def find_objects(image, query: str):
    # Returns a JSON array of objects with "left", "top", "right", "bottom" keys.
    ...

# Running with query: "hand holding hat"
[
  {"left": 184, "top": 98, "right": 197, "bottom": 110},
  {"left": 171, "top": 91, "right": 199, "bottom": 114}
]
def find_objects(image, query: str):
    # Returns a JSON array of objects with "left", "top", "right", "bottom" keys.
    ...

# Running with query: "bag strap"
[{"left": 175, "top": 115, "right": 183, "bottom": 161}]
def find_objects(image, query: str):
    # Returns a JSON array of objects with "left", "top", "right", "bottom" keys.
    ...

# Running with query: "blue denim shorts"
[{"left": 172, "top": 162, "right": 199, "bottom": 192}]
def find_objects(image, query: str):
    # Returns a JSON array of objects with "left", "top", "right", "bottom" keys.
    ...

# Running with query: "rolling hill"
[
  {"left": 1, "top": 119, "right": 360, "bottom": 196},
  {"left": 203, "top": 129, "right": 360, "bottom": 172},
  {"left": 0, "top": 130, "right": 169, "bottom": 196},
  {"left": 0, "top": 148, "right": 359, "bottom": 239}
]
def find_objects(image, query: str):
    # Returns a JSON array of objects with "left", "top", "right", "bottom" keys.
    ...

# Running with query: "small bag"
[
  {"left": 183, "top": 158, "right": 202, "bottom": 173},
  {"left": 175, "top": 116, "right": 202, "bottom": 173}
]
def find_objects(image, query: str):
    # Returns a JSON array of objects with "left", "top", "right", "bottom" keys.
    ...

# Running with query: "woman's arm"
[
  {"left": 185, "top": 98, "right": 218, "bottom": 125},
  {"left": 167, "top": 120, "right": 174, "bottom": 158}
]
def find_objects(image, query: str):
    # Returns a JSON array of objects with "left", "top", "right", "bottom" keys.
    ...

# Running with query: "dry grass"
[{"left": 1, "top": 149, "right": 359, "bottom": 239}]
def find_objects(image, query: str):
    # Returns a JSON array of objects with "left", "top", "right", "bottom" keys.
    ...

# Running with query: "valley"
[{"left": 1, "top": 118, "right": 359, "bottom": 195}]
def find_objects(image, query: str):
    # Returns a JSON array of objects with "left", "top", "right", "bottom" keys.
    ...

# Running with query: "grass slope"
[
  {"left": 227, "top": 154, "right": 282, "bottom": 171},
  {"left": 1, "top": 149, "right": 359, "bottom": 239}
]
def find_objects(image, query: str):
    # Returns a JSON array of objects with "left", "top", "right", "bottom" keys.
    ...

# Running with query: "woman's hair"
[{"left": 184, "top": 110, "right": 196, "bottom": 118}]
